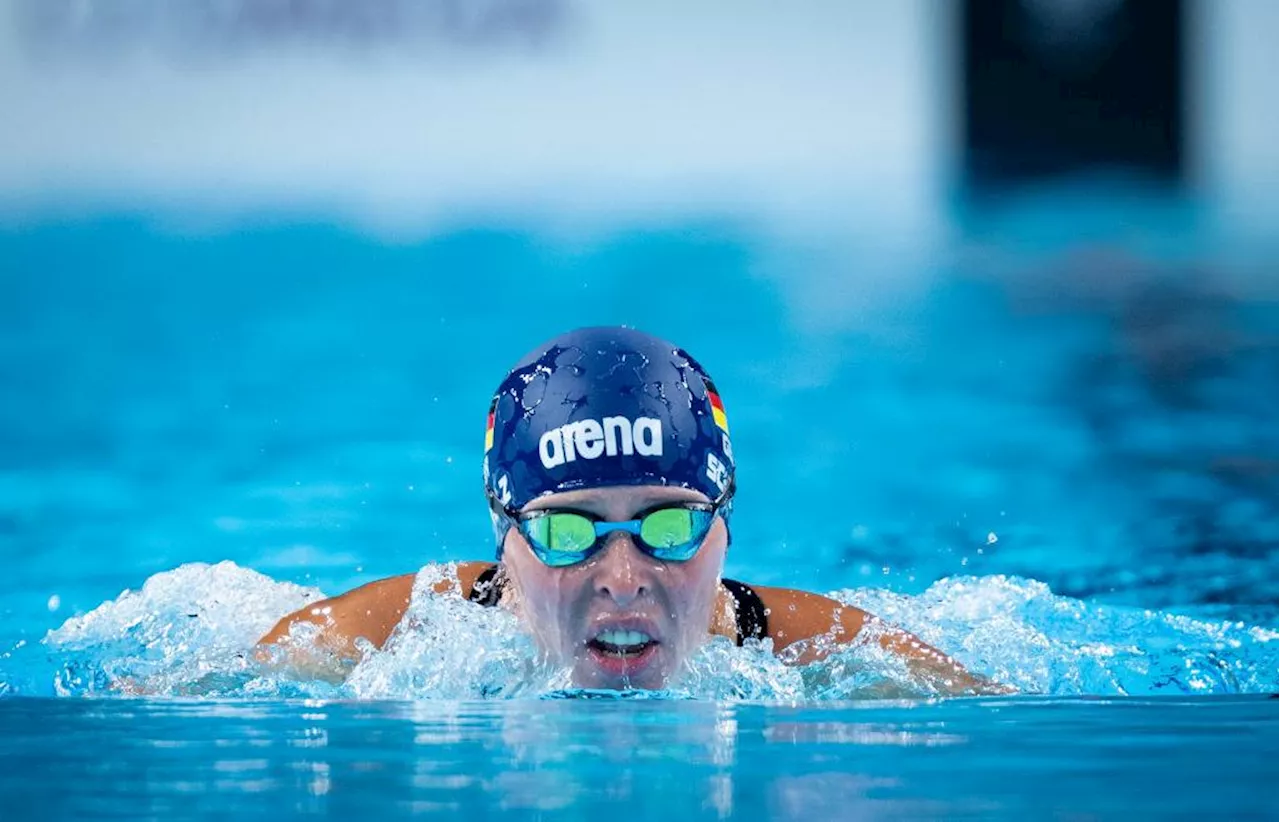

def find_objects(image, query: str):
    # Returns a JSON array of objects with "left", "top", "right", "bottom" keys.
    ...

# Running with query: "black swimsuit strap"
[
  {"left": 722, "top": 577, "right": 768, "bottom": 646},
  {"left": 466, "top": 565, "right": 769, "bottom": 647},
  {"left": 468, "top": 564, "right": 503, "bottom": 607}
]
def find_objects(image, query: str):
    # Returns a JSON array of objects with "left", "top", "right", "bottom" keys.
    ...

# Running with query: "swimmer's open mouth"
[{"left": 587, "top": 629, "right": 657, "bottom": 658}]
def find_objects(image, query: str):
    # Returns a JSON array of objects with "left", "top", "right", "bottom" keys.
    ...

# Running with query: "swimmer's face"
[{"left": 500, "top": 485, "right": 728, "bottom": 690}]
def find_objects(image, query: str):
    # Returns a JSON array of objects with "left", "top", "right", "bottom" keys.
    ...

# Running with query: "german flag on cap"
[
  {"left": 706, "top": 381, "right": 729, "bottom": 435},
  {"left": 484, "top": 403, "right": 496, "bottom": 452}
]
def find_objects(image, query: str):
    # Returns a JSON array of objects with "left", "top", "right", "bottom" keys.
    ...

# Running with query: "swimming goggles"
[{"left": 489, "top": 480, "right": 734, "bottom": 568}]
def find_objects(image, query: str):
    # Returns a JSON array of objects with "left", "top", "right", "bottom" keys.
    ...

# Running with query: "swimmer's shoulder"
[
  {"left": 257, "top": 561, "right": 495, "bottom": 655},
  {"left": 740, "top": 584, "right": 870, "bottom": 661},
  {"left": 746, "top": 582, "right": 1011, "bottom": 694}
]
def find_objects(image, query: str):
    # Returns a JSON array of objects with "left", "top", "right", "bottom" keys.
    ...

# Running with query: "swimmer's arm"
[
  {"left": 254, "top": 562, "right": 494, "bottom": 678},
  {"left": 752, "top": 585, "right": 1012, "bottom": 696}
]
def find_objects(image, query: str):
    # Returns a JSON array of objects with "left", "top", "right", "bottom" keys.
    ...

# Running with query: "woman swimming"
[{"left": 259, "top": 326, "right": 1003, "bottom": 694}]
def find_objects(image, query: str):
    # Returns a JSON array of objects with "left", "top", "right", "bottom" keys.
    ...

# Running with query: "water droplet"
[
  {"left": 987, "top": 532, "right": 999, "bottom": 545},
  {"left": 47, "top": 595, "right": 61, "bottom": 612}
]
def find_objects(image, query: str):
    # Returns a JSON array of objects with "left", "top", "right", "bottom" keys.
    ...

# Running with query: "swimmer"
[{"left": 259, "top": 327, "right": 1005, "bottom": 694}]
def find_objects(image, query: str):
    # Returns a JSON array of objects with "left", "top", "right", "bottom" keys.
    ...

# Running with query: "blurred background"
[{"left": 0, "top": 0, "right": 1275, "bottom": 643}]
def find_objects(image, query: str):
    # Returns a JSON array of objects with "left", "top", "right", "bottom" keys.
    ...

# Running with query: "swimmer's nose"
[{"left": 592, "top": 533, "right": 651, "bottom": 607}]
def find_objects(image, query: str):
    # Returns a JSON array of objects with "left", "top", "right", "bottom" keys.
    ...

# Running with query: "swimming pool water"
[
  {"left": 0, "top": 696, "right": 1274, "bottom": 820},
  {"left": 0, "top": 207, "right": 1276, "bottom": 817}
]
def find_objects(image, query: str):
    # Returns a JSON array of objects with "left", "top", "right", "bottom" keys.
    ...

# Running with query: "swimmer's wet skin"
[{"left": 258, "top": 327, "right": 1007, "bottom": 696}]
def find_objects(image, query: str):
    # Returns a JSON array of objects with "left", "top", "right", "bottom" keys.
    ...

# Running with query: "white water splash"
[
  {"left": 344, "top": 564, "right": 572, "bottom": 699},
  {"left": 40, "top": 561, "right": 324, "bottom": 696},
  {"left": 14, "top": 563, "right": 1277, "bottom": 700},
  {"left": 674, "top": 637, "right": 805, "bottom": 701},
  {"left": 837, "top": 575, "right": 1280, "bottom": 696}
]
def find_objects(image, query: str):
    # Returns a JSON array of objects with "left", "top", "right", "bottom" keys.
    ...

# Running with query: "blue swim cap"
[{"left": 483, "top": 327, "right": 735, "bottom": 542}]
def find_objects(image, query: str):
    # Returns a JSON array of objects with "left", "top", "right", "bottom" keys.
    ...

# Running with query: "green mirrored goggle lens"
[
  {"left": 526, "top": 511, "right": 597, "bottom": 554},
  {"left": 638, "top": 507, "right": 697, "bottom": 548}
]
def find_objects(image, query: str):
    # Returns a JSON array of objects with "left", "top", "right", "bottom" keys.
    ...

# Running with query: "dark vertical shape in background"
[{"left": 962, "top": 0, "right": 1184, "bottom": 189}]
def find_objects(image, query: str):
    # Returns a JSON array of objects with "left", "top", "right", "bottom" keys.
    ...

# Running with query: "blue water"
[
  {"left": 0, "top": 696, "right": 1275, "bottom": 820},
  {"left": 0, "top": 204, "right": 1277, "bottom": 817}
]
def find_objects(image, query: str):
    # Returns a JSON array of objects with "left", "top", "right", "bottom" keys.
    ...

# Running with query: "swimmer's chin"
[{"left": 569, "top": 644, "right": 674, "bottom": 691}]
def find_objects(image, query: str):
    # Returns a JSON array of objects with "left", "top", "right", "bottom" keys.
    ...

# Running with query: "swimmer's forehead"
[{"left": 522, "top": 485, "right": 711, "bottom": 515}]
